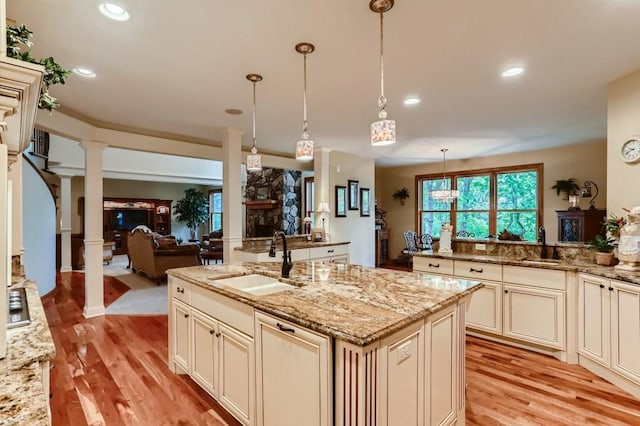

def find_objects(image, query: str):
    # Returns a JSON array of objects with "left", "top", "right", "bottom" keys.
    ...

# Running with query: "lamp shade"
[
  {"left": 371, "top": 118, "right": 396, "bottom": 146},
  {"left": 296, "top": 138, "right": 314, "bottom": 161},
  {"left": 246, "top": 147, "right": 262, "bottom": 172},
  {"left": 317, "top": 202, "right": 331, "bottom": 214}
]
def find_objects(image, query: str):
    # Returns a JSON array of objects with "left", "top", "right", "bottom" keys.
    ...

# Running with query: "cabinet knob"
[
  {"left": 608, "top": 287, "right": 614, "bottom": 291},
  {"left": 176, "top": 287, "right": 184, "bottom": 294},
  {"left": 184, "top": 314, "right": 189, "bottom": 318},
  {"left": 216, "top": 332, "right": 221, "bottom": 337},
  {"left": 210, "top": 329, "right": 215, "bottom": 335},
  {"left": 276, "top": 322, "right": 295, "bottom": 333},
  {"left": 599, "top": 284, "right": 605, "bottom": 289},
  {"left": 504, "top": 289, "right": 508, "bottom": 294},
  {"left": 470, "top": 268, "right": 483, "bottom": 273},
  {"left": 328, "top": 249, "right": 334, "bottom": 253},
  {"left": 428, "top": 263, "right": 440, "bottom": 268}
]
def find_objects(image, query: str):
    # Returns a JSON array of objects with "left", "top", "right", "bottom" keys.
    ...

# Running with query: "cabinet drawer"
[
  {"left": 454, "top": 261, "right": 502, "bottom": 281},
  {"left": 309, "top": 244, "right": 349, "bottom": 260},
  {"left": 503, "top": 265, "right": 565, "bottom": 291},
  {"left": 413, "top": 256, "right": 453, "bottom": 275},
  {"left": 191, "top": 284, "right": 254, "bottom": 337},
  {"left": 169, "top": 276, "right": 191, "bottom": 304}
]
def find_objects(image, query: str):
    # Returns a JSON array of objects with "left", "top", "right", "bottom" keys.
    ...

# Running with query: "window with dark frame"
[
  {"left": 209, "top": 189, "right": 223, "bottom": 232},
  {"left": 416, "top": 163, "right": 542, "bottom": 241}
]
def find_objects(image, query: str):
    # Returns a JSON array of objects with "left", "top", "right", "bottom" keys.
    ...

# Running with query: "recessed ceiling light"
[
  {"left": 403, "top": 96, "right": 421, "bottom": 106},
  {"left": 72, "top": 67, "right": 96, "bottom": 78},
  {"left": 99, "top": 3, "right": 130, "bottom": 21},
  {"left": 225, "top": 108, "right": 243, "bottom": 115},
  {"left": 502, "top": 66, "right": 525, "bottom": 78}
]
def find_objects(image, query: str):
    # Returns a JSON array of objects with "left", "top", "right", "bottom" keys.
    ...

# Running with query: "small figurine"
[
  {"left": 616, "top": 206, "right": 640, "bottom": 271},
  {"left": 439, "top": 222, "right": 453, "bottom": 254}
]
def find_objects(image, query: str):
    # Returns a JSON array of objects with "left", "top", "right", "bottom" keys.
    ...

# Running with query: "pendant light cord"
[
  {"left": 303, "top": 52, "right": 309, "bottom": 135},
  {"left": 252, "top": 80, "right": 257, "bottom": 149},
  {"left": 441, "top": 149, "right": 448, "bottom": 189},
  {"left": 378, "top": 11, "right": 387, "bottom": 112}
]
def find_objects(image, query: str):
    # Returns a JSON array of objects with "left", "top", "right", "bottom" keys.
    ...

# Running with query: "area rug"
[{"left": 103, "top": 255, "right": 168, "bottom": 315}]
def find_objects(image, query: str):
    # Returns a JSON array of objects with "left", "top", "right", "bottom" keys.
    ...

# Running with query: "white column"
[
  {"left": 7, "top": 156, "right": 23, "bottom": 261},
  {"left": 314, "top": 147, "right": 332, "bottom": 239},
  {"left": 80, "top": 141, "right": 106, "bottom": 318},
  {"left": 221, "top": 127, "right": 244, "bottom": 262},
  {"left": 59, "top": 175, "right": 73, "bottom": 272}
]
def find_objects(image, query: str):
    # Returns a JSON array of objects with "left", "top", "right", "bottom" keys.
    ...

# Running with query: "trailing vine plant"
[{"left": 6, "top": 24, "right": 71, "bottom": 111}]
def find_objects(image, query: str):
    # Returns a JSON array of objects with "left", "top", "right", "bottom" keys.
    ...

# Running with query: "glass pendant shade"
[
  {"left": 246, "top": 146, "right": 262, "bottom": 172},
  {"left": 296, "top": 136, "right": 314, "bottom": 161},
  {"left": 371, "top": 111, "right": 396, "bottom": 146}
]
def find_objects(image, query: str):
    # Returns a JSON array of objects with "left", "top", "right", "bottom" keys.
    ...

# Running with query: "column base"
[{"left": 83, "top": 305, "right": 106, "bottom": 318}]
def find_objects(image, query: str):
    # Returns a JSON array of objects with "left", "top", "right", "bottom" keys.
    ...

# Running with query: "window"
[
  {"left": 417, "top": 164, "right": 542, "bottom": 241},
  {"left": 209, "top": 189, "right": 222, "bottom": 231}
]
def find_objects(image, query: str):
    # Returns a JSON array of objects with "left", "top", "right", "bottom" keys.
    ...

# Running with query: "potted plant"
[
  {"left": 551, "top": 179, "right": 581, "bottom": 200},
  {"left": 174, "top": 188, "right": 209, "bottom": 241},
  {"left": 588, "top": 234, "right": 616, "bottom": 266},
  {"left": 393, "top": 187, "right": 410, "bottom": 205}
]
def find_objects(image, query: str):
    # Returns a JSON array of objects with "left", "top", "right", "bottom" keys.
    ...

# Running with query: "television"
[{"left": 106, "top": 209, "right": 152, "bottom": 231}]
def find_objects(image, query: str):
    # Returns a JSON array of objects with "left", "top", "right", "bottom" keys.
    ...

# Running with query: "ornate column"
[
  {"left": 58, "top": 174, "right": 73, "bottom": 272},
  {"left": 80, "top": 141, "right": 106, "bottom": 318},
  {"left": 221, "top": 127, "right": 244, "bottom": 262}
]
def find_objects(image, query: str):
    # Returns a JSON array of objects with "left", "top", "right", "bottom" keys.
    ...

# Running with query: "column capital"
[
  {"left": 221, "top": 127, "right": 245, "bottom": 141},
  {"left": 80, "top": 140, "right": 107, "bottom": 152}
]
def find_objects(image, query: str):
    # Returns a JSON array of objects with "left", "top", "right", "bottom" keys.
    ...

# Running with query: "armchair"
[
  {"left": 127, "top": 226, "right": 200, "bottom": 282},
  {"left": 201, "top": 231, "right": 223, "bottom": 264},
  {"left": 398, "top": 230, "right": 433, "bottom": 269}
]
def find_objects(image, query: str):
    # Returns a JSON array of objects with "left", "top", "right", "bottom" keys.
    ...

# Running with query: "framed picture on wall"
[
  {"left": 360, "top": 188, "right": 371, "bottom": 217},
  {"left": 335, "top": 186, "right": 347, "bottom": 217},
  {"left": 348, "top": 180, "right": 359, "bottom": 210}
]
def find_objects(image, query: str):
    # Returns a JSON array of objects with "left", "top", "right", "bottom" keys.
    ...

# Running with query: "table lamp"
[{"left": 317, "top": 202, "right": 331, "bottom": 229}]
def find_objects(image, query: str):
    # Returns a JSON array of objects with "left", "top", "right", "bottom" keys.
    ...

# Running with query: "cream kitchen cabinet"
[
  {"left": 235, "top": 243, "right": 350, "bottom": 264},
  {"left": 578, "top": 274, "right": 640, "bottom": 398},
  {"left": 413, "top": 256, "right": 454, "bottom": 276},
  {"left": 455, "top": 261, "right": 503, "bottom": 335},
  {"left": 169, "top": 276, "right": 255, "bottom": 426},
  {"left": 254, "top": 311, "right": 331, "bottom": 426}
]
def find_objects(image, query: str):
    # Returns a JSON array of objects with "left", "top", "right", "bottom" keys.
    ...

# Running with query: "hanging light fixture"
[
  {"left": 430, "top": 149, "right": 460, "bottom": 201},
  {"left": 295, "top": 42, "right": 315, "bottom": 161},
  {"left": 246, "top": 73, "right": 263, "bottom": 172},
  {"left": 370, "top": 0, "right": 396, "bottom": 146}
]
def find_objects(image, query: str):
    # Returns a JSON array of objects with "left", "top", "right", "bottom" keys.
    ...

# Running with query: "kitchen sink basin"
[
  {"left": 213, "top": 274, "right": 296, "bottom": 296},
  {"left": 520, "top": 260, "right": 560, "bottom": 266}
]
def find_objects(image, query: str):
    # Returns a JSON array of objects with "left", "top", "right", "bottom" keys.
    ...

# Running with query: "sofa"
[{"left": 127, "top": 226, "right": 201, "bottom": 282}]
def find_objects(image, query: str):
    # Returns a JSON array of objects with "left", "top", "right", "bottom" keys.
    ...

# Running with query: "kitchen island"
[{"left": 167, "top": 262, "right": 482, "bottom": 426}]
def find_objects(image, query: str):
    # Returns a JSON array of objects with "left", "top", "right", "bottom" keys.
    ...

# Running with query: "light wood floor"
[{"left": 43, "top": 272, "right": 640, "bottom": 425}]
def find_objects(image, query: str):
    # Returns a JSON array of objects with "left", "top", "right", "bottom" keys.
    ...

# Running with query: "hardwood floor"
[{"left": 43, "top": 272, "right": 640, "bottom": 425}]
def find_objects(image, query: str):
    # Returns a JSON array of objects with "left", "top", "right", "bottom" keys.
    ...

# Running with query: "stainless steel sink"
[{"left": 213, "top": 274, "right": 296, "bottom": 296}]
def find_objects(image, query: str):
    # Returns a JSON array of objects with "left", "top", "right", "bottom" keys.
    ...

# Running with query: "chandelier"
[
  {"left": 246, "top": 73, "right": 263, "bottom": 172},
  {"left": 430, "top": 149, "right": 459, "bottom": 201}
]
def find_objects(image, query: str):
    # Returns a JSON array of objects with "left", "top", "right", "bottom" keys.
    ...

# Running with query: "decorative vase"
[{"left": 595, "top": 252, "right": 615, "bottom": 266}]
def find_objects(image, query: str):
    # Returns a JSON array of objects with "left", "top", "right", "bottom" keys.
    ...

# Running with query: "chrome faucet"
[
  {"left": 538, "top": 226, "right": 547, "bottom": 259},
  {"left": 268, "top": 231, "right": 293, "bottom": 278}
]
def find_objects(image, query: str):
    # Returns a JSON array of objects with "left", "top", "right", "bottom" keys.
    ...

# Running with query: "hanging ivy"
[{"left": 6, "top": 24, "right": 71, "bottom": 112}]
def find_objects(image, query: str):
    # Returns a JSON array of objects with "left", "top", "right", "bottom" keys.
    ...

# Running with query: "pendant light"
[
  {"left": 430, "top": 149, "right": 459, "bottom": 201},
  {"left": 246, "top": 73, "right": 263, "bottom": 172},
  {"left": 370, "top": 0, "right": 396, "bottom": 146},
  {"left": 295, "top": 42, "right": 315, "bottom": 161}
]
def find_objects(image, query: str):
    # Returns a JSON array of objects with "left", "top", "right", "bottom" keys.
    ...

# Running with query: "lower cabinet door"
[
  {"left": 466, "top": 280, "right": 502, "bottom": 334},
  {"left": 610, "top": 280, "right": 640, "bottom": 385},
  {"left": 424, "top": 304, "right": 458, "bottom": 426},
  {"left": 255, "top": 311, "right": 330, "bottom": 426},
  {"left": 172, "top": 299, "right": 191, "bottom": 373},
  {"left": 191, "top": 309, "right": 219, "bottom": 398},
  {"left": 503, "top": 283, "right": 565, "bottom": 349},
  {"left": 218, "top": 323, "right": 254, "bottom": 426},
  {"left": 577, "top": 274, "right": 610, "bottom": 366}
]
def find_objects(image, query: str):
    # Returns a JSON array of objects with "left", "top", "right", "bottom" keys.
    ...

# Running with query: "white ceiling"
[{"left": 7, "top": 0, "right": 640, "bottom": 166}]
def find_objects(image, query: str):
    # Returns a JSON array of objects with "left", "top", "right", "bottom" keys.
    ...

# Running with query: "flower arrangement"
[{"left": 603, "top": 213, "right": 626, "bottom": 239}]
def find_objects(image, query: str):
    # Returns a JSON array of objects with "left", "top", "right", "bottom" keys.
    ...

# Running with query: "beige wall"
[
  {"left": 66, "top": 177, "right": 220, "bottom": 242},
  {"left": 607, "top": 68, "right": 640, "bottom": 215},
  {"left": 375, "top": 140, "right": 607, "bottom": 256},
  {"left": 328, "top": 150, "right": 376, "bottom": 266}
]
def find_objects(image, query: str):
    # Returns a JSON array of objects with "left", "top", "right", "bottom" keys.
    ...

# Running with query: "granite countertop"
[
  {"left": 0, "top": 278, "right": 56, "bottom": 426},
  {"left": 235, "top": 240, "right": 350, "bottom": 254},
  {"left": 414, "top": 251, "right": 640, "bottom": 286},
  {"left": 168, "top": 262, "right": 481, "bottom": 346}
]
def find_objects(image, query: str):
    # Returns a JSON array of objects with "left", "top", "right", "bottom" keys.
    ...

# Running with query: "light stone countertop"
[
  {"left": 413, "top": 251, "right": 640, "bottom": 286},
  {"left": 0, "top": 278, "right": 56, "bottom": 426},
  {"left": 234, "top": 240, "right": 350, "bottom": 254},
  {"left": 168, "top": 262, "right": 482, "bottom": 346}
]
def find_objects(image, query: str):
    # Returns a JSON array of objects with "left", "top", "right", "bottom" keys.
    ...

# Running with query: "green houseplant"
[
  {"left": 551, "top": 178, "right": 581, "bottom": 200},
  {"left": 174, "top": 188, "right": 209, "bottom": 241},
  {"left": 6, "top": 24, "right": 71, "bottom": 111},
  {"left": 588, "top": 234, "right": 616, "bottom": 266},
  {"left": 393, "top": 187, "right": 410, "bottom": 205}
]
